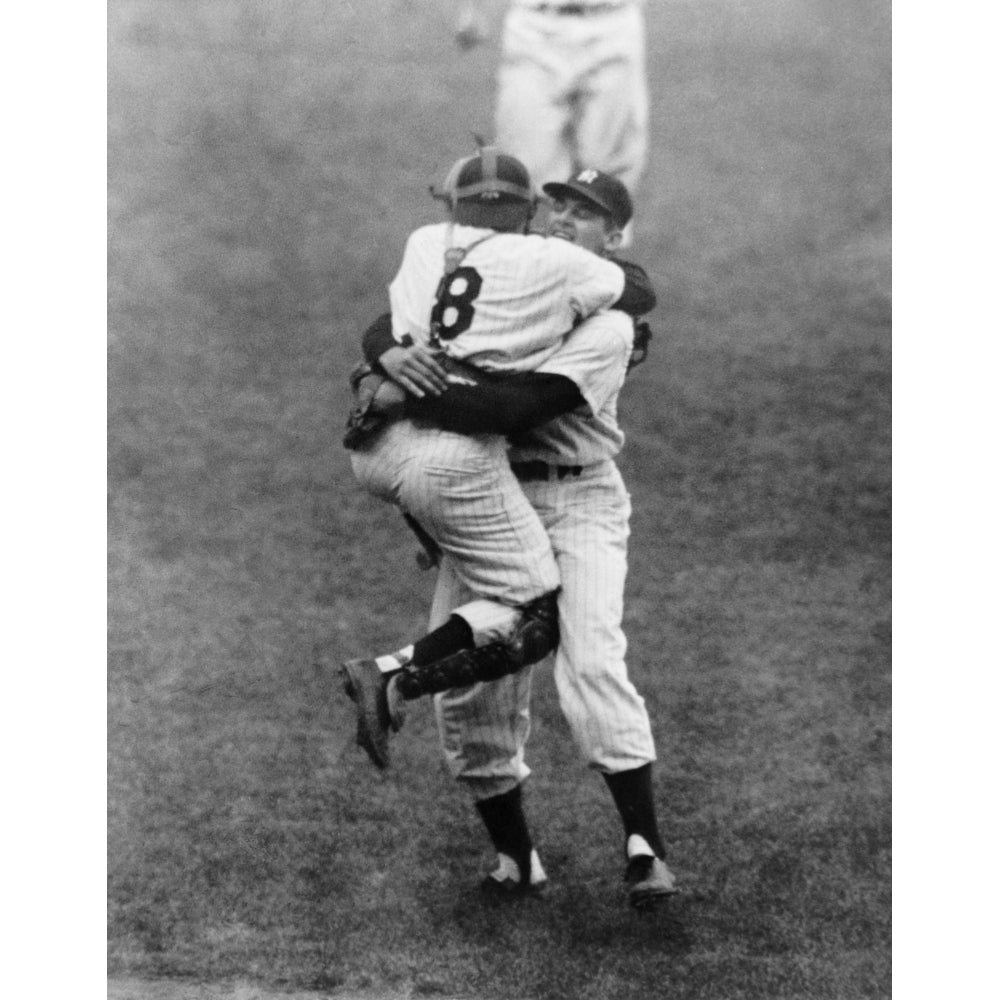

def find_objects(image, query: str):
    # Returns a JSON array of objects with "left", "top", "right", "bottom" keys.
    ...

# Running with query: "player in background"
[
  {"left": 341, "top": 148, "right": 635, "bottom": 770},
  {"left": 455, "top": 1, "right": 649, "bottom": 243},
  {"left": 360, "top": 170, "right": 676, "bottom": 910}
]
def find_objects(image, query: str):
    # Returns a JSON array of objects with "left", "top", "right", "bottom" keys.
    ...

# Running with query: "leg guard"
[
  {"left": 394, "top": 589, "right": 560, "bottom": 701},
  {"left": 394, "top": 642, "right": 518, "bottom": 699},
  {"left": 508, "top": 589, "right": 560, "bottom": 667}
]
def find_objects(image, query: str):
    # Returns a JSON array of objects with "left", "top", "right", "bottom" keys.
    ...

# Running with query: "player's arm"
[
  {"left": 566, "top": 247, "right": 627, "bottom": 320},
  {"left": 361, "top": 312, "right": 396, "bottom": 363},
  {"left": 360, "top": 312, "right": 585, "bottom": 434},
  {"left": 613, "top": 259, "right": 657, "bottom": 317},
  {"left": 405, "top": 371, "right": 585, "bottom": 436}
]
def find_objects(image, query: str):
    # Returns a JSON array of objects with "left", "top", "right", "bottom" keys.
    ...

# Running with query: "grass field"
[{"left": 108, "top": 1, "right": 891, "bottom": 997}]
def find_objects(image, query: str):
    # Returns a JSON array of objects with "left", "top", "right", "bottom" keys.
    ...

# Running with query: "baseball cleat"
[
  {"left": 340, "top": 658, "right": 399, "bottom": 770},
  {"left": 624, "top": 855, "right": 678, "bottom": 910},
  {"left": 480, "top": 851, "right": 548, "bottom": 899},
  {"left": 385, "top": 674, "right": 407, "bottom": 732}
]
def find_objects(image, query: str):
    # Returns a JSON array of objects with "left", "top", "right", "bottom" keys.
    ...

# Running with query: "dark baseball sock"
[
  {"left": 475, "top": 784, "right": 534, "bottom": 883},
  {"left": 602, "top": 763, "right": 667, "bottom": 859},
  {"left": 410, "top": 615, "right": 475, "bottom": 666}
]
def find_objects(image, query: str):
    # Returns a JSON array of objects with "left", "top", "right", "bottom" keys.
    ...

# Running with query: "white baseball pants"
[
  {"left": 349, "top": 420, "right": 560, "bottom": 608},
  {"left": 433, "top": 459, "right": 657, "bottom": 801},
  {"left": 495, "top": 4, "right": 649, "bottom": 193}
]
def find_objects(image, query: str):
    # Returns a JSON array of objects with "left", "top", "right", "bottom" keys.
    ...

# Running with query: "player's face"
[{"left": 546, "top": 196, "right": 621, "bottom": 255}]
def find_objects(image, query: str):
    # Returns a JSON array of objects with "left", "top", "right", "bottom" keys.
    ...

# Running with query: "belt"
[
  {"left": 529, "top": 3, "right": 626, "bottom": 15},
  {"left": 511, "top": 460, "right": 584, "bottom": 482}
]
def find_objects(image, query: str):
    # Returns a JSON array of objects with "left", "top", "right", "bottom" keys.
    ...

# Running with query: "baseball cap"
[
  {"left": 440, "top": 146, "right": 535, "bottom": 204},
  {"left": 542, "top": 169, "right": 633, "bottom": 228}
]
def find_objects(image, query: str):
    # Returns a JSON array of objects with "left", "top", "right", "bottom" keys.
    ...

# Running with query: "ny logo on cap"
[{"left": 577, "top": 169, "right": 599, "bottom": 184}]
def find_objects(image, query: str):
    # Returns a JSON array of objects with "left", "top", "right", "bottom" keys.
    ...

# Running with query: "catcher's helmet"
[{"left": 438, "top": 146, "right": 534, "bottom": 207}]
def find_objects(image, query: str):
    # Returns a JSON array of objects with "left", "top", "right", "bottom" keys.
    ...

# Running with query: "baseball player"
[
  {"left": 342, "top": 147, "right": 630, "bottom": 769},
  {"left": 455, "top": 1, "right": 649, "bottom": 241},
  {"left": 360, "top": 169, "right": 676, "bottom": 909}
]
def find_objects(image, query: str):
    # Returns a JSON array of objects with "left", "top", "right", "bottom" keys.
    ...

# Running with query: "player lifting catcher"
[
  {"left": 349, "top": 166, "right": 675, "bottom": 907},
  {"left": 339, "top": 146, "right": 648, "bottom": 770}
]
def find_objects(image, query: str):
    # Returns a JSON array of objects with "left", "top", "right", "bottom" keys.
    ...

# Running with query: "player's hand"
[{"left": 379, "top": 343, "right": 450, "bottom": 398}]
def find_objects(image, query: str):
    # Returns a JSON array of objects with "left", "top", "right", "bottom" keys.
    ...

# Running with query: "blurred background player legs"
[
  {"left": 495, "top": 3, "right": 648, "bottom": 192},
  {"left": 459, "top": 2, "right": 649, "bottom": 243}
]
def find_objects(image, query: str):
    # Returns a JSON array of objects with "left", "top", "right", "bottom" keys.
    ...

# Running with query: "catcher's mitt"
[{"left": 343, "top": 362, "right": 398, "bottom": 450}]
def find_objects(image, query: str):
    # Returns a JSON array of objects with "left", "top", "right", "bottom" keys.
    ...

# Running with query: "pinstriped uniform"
[
  {"left": 433, "top": 309, "right": 657, "bottom": 799},
  {"left": 390, "top": 223, "right": 625, "bottom": 368},
  {"left": 350, "top": 222, "right": 625, "bottom": 608},
  {"left": 350, "top": 421, "right": 558, "bottom": 606}
]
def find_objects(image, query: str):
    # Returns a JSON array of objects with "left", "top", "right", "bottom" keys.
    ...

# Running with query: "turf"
[{"left": 108, "top": 1, "right": 891, "bottom": 997}]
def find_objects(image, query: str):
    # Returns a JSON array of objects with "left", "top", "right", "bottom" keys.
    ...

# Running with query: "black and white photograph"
[{"left": 107, "top": 1, "right": 893, "bottom": 997}]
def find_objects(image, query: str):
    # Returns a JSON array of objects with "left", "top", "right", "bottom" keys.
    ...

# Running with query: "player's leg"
[
  {"left": 343, "top": 428, "right": 560, "bottom": 769},
  {"left": 495, "top": 7, "right": 574, "bottom": 190},
  {"left": 400, "top": 428, "right": 560, "bottom": 606},
  {"left": 526, "top": 466, "right": 654, "bottom": 769},
  {"left": 351, "top": 422, "right": 563, "bottom": 690},
  {"left": 434, "top": 672, "right": 546, "bottom": 894},
  {"left": 347, "top": 419, "right": 411, "bottom": 505},
  {"left": 432, "top": 560, "right": 546, "bottom": 894},
  {"left": 341, "top": 587, "right": 558, "bottom": 770},
  {"left": 350, "top": 592, "right": 556, "bottom": 687},
  {"left": 524, "top": 463, "right": 676, "bottom": 907},
  {"left": 572, "top": 8, "right": 649, "bottom": 196},
  {"left": 350, "top": 421, "right": 560, "bottom": 650}
]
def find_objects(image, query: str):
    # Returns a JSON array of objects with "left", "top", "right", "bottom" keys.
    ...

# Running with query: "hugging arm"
[
  {"left": 613, "top": 259, "right": 657, "bottom": 317},
  {"left": 359, "top": 312, "right": 585, "bottom": 436},
  {"left": 406, "top": 372, "right": 584, "bottom": 436}
]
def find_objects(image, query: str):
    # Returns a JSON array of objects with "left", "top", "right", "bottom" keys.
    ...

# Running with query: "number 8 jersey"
[{"left": 388, "top": 222, "right": 625, "bottom": 374}]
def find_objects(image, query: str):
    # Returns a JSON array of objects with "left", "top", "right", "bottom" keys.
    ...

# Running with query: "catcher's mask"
[{"left": 431, "top": 145, "right": 536, "bottom": 210}]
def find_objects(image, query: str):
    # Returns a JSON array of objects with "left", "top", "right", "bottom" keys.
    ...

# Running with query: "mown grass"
[{"left": 108, "top": 1, "right": 890, "bottom": 997}]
